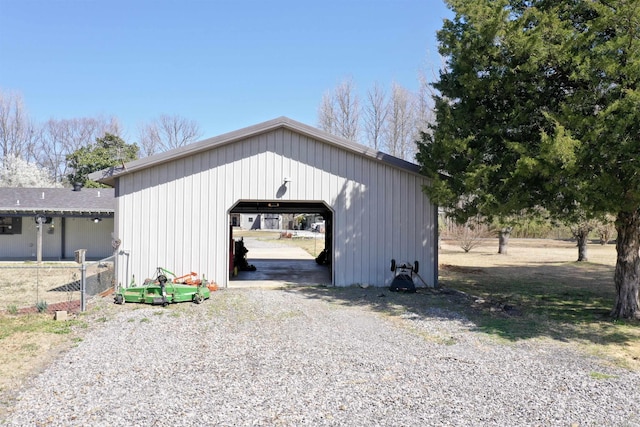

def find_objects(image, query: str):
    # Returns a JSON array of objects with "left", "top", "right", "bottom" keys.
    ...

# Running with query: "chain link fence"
[{"left": 0, "top": 255, "right": 115, "bottom": 314}]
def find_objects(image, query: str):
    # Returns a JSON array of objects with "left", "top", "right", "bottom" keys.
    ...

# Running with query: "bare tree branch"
[
  {"left": 384, "top": 82, "right": 416, "bottom": 160},
  {"left": 37, "top": 116, "right": 121, "bottom": 183},
  {"left": 317, "top": 78, "right": 360, "bottom": 142},
  {"left": 363, "top": 82, "right": 388, "bottom": 151},
  {"left": 0, "top": 90, "right": 37, "bottom": 162},
  {"left": 138, "top": 114, "right": 202, "bottom": 157}
]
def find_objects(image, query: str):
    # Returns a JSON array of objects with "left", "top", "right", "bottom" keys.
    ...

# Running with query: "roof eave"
[{"left": 0, "top": 209, "right": 114, "bottom": 217}]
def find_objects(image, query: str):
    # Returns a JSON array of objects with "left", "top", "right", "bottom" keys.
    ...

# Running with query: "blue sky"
[{"left": 0, "top": 0, "right": 452, "bottom": 141}]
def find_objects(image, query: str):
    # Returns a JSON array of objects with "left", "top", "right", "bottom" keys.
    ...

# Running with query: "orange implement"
[
  {"left": 173, "top": 272, "right": 218, "bottom": 292},
  {"left": 173, "top": 272, "right": 200, "bottom": 285}
]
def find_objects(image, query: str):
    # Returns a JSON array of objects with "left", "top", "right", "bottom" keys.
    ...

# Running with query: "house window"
[
  {"left": 248, "top": 217, "right": 254, "bottom": 222},
  {"left": 0, "top": 217, "right": 22, "bottom": 235}
]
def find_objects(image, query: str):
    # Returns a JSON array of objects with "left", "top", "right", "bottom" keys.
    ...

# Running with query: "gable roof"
[
  {"left": 90, "top": 116, "right": 422, "bottom": 187},
  {"left": 0, "top": 187, "right": 115, "bottom": 217}
]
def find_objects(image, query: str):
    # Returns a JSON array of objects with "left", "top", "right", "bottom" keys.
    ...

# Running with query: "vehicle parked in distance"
[{"left": 311, "top": 221, "right": 325, "bottom": 232}]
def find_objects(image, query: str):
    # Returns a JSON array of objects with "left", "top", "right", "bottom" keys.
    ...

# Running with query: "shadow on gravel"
[
  {"left": 287, "top": 278, "right": 639, "bottom": 352},
  {"left": 289, "top": 285, "right": 465, "bottom": 322}
]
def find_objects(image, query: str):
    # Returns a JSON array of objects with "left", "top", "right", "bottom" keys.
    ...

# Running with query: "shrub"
[
  {"left": 449, "top": 217, "right": 492, "bottom": 253},
  {"left": 35, "top": 300, "right": 48, "bottom": 313}
]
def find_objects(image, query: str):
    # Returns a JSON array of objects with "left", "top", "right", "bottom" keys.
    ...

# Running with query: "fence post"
[
  {"left": 75, "top": 249, "right": 87, "bottom": 312},
  {"left": 80, "top": 262, "right": 87, "bottom": 312}
]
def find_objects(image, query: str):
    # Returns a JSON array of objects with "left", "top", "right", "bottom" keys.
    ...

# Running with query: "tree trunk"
[
  {"left": 575, "top": 229, "right": 589, "bottom": 262},
  {"left": 498, "top": 227, "right": 511, "bottom": 255},
  {"left": 612, "top": 211, "right": 640, "bottom": 319}
]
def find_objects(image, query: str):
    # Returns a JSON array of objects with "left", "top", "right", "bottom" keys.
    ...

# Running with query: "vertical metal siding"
[
  {"left": 114, "top": 128, "right": 436, "bottom": 289},
  {"left": 0, "top": 218, "right": 113, "bottom": 260},
  {"left": 64, "top": 218, "right": 114, "bottom": 259},
  {"left": 0, "top": 233, "right": 33, "bottom": 258}
]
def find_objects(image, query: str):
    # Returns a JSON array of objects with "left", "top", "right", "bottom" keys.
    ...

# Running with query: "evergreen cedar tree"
[
  {"left": 66, "top": 133, "right": 139, "bottom": 188},
  {"left": 417, "top": 0, "right": 640, "bottom": 319}
]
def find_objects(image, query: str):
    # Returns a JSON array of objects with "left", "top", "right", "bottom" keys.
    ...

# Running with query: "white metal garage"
[{"left": 91, "top": 117, "right": 437, "bottom": 289}]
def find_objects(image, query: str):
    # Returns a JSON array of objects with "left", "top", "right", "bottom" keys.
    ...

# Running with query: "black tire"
[
  {"left": 414, "top": 261, "right": 419, "bottom": 274},
  {"left": 390, "top": 259, "right": 396, "bottom": 272},
  {"left": 193, "top": 294, "right": 203, "bottom": 304},
  {"left": 114, "top": 294, "right": 124, "bottom": 305}
]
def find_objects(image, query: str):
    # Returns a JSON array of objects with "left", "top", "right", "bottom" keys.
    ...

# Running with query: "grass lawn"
[{"left": 437, "top": 238, "right": 639, "bottom": 370}]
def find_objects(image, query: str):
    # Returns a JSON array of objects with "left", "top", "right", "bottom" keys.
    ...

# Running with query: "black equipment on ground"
[{"left": 389, "top": 259, "right": 419, "bottom": 293}]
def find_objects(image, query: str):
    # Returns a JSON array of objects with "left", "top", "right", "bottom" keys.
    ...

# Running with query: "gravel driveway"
[{"left": 2, "top": 287, "right": 639, "bottom": 426}]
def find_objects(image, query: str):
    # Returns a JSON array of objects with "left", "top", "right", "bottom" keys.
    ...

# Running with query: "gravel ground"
[{"left": 2, "top": 287, "right": 639, "bottom": 426}]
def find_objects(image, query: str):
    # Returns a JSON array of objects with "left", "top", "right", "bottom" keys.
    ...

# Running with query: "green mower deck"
[{"left": 114, "top": 274, "right": 210, "bottom": 306}]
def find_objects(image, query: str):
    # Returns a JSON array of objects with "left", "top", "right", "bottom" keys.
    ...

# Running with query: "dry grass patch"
[
  {"left": 0, "top": 263, "right": 81, "bottom": 312},
  {"left": 0, "top": 327, "right": 70, "bottom": 392},
  {"left": 0, "top": 298, "right": 122, "bottom": 418},
  {"left": 0, "top": 311, "right": 82, "bottom": 417}
]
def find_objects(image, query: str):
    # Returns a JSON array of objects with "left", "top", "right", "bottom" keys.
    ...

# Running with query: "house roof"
[
  {"left": 0, "top": 187, "right": 115, "bottom": 217},
  {"left": 90, "top": 116, "right": 422, "bottom": 187}
]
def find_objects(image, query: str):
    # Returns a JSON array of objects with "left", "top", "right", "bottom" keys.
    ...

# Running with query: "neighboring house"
[
  {"left": 0, "top": 187, "right": 115, "bottom": 260},
  {"left": 237, "top": 213, "right": 300, "bottom": 230},
  {"left": 90, "top": 117, "right": 438, "bottom": 288},
  {"left": 239, "top": 213, "right": 282, "bottom": 230}
]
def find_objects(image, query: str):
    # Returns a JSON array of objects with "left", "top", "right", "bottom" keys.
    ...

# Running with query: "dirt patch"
[{"left": 13, "top": 300, "right": 81, "bottom": 315}]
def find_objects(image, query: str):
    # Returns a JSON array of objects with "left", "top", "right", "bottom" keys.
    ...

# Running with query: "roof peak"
[{"left": 90, "top": 116, "right": 420, "bottom": 186}]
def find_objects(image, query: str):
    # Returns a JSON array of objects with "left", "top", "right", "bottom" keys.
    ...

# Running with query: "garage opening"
[{"left": 228, "top": 201, "right": 333, "bottom": 287}]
